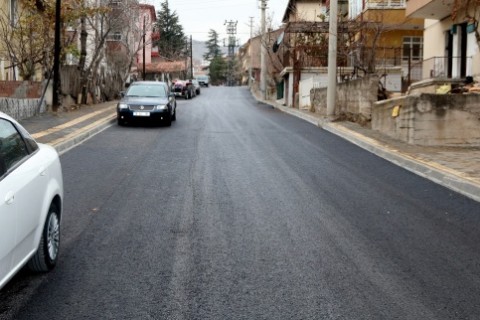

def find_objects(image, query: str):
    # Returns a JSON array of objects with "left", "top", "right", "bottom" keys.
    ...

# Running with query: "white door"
[
  {"left": 0, "top": 178, "right": 17, "bottom": 287},
  {"left": 11, "top": 152, "right": 46, "bottom": 266},
  {"left": 0, "top": 119, "right": 19, "bottom": 287},
  {"left": 0, "top": 118, "right": 44, "bottom": 278}
]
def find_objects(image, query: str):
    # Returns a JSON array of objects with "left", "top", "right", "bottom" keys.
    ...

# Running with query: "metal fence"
[{"left": 413, "top": 56, "right": 474, "bottom": 79}]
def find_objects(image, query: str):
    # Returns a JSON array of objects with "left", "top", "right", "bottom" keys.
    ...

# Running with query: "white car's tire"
[{"left": 28, "top": 203, "right": 60, "bottom": 272}]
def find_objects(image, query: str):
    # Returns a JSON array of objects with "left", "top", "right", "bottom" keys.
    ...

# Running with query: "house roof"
[
  {"left": 139, "top": 61, "right": 186, "bottom": 73},
  {"left": 282, "top": 0, "right": 327, "bottom": 23},
  {"left": 139, "top": 4, "right": 156, "bottom": 22},
  {"left": 282, "top": 0, "right": 295, "bottom": 23}
]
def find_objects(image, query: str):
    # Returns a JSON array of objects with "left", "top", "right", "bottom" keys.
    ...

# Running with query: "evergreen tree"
[
  {"left": 209, "top": 56, "right": 227, "bottom": 85},
  {"left": 203, "top": 29, "right": 225, "bottom": 84},
  {"left": 203, "top": 29, "right": 222, "bottom": 61},
  {"left": 155, "top": 0, "right": 186, "bottom": 60}
]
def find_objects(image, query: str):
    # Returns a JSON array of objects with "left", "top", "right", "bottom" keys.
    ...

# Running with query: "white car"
[
  {"left": 0, "top": 112, "right": 63, "bottom": 290},
  {"left": 191, "top": 80, "right": 201, "bottom": 95},
  {"left": 195, "top": 75, "right": 209, "bottom": 87}
]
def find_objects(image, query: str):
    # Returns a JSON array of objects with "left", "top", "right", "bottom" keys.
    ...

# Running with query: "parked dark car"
[
  {"left": 117, "top": 81, "right": 176, "bottom": 126},
  {"left": 172, "top": 80, "right": 194, "bottom": 99}
]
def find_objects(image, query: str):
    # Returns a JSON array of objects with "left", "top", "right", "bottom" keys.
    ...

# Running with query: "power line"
[{"left": 224, "top": 20, "right": 238, "bottom": 86}]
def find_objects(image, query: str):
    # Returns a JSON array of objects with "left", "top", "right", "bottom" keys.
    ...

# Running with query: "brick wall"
[
  {"left": 0, "top": 81, "right": 43, "bottom": 98},
  {"left": 0, "top": 82, "right": 18, "bottom": 97}
]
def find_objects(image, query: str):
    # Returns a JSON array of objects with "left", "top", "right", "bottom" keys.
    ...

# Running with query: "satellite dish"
[
  {"left": 277, "top": 32, "right": 284, "bottom": 45},
  {"left": 273, "top": 31, "right": 285, "bottom": 53}
]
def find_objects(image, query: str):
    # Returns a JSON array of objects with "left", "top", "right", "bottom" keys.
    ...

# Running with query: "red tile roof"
[{"left": 139, "top": 61, "right": 187, "bottom": 73}]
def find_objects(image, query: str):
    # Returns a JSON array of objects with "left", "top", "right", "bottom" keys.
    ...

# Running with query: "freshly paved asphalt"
[
  {"left": 253, "top": 93, "right": 480, "bottom": 204},
  {"left": 1, "top": 87, "right": 480, "bottom": 319},
  {"left": 16, "top": 86, "right": 480, "bottom": 204}
]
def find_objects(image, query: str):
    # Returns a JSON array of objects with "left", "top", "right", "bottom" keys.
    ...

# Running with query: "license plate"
[{"left": 133, "top": 111, "right": 150, "bottom": 117}]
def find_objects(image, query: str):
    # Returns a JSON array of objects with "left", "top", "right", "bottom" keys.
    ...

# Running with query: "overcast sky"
[{"left": 143, "top": 0, "right": 290, "bottom": 45}]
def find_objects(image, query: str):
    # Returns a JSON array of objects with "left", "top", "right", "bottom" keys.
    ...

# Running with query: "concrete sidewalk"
[
  {"left": 18, "top": 95, "right": 480, "bottom": 203},
  {"left": 20, "top": 101, "right": 117, "bottom": 155},
  {"left": 254, "top": 94, "right": 480, "bottom": 204}
]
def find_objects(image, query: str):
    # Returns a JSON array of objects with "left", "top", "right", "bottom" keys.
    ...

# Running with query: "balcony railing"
[
  {"left": 282, "top": 46, "right": 412, "bottom": 70},
  {"left": 413, "top": 56, "right": 474, "bottom": 80},
  {"left": 365, "top": 0, "right": 406, "bottom": 9}
]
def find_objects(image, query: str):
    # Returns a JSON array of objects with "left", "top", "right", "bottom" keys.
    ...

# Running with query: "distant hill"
[
  {"left": 192, "top": 39, "right": 228, "bottom": 64},
  {"left": 191, "top": 40, "right": 206, "bottom": 63}
]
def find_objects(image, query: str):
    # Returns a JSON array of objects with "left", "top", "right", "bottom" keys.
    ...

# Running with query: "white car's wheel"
[{"left": 28, "top": 203, "right": 60, "bottom": 272}]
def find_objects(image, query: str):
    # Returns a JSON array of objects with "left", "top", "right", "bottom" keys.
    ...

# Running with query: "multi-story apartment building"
[{"left": 349, "top": 0, "right": 424, "bottom": 91}]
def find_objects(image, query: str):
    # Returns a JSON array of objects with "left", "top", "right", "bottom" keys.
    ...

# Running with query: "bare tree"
[
  {"left": 0, "top": 1, "right": 53, "bottom": 80},
  {"left": 73, "top": 0, "right": 156, "bottom": 104},
  {"left": 76, "top": 0, "right": 118, "bottom": 104},
  {"left": 105, "top": 4, "right": 158, "bottom": 96}
]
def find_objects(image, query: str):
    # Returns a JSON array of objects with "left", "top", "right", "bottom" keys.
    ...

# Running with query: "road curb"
[
  {"left": 260, "top": 98, "right": 480, "bottom": 203},
  {"left": 52, "top": 114, "right": 117, "bottom": 155}
]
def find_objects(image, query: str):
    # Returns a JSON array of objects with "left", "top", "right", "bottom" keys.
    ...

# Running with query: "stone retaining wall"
[
  {"left": 372, "top": 93, "right": 480, "bottom": 146},
  {"left": 311, "top": 75, "right": 378, "bottom": 126},
  {"left": 0, "top": 98, "right": 47, "bottom": 120}
]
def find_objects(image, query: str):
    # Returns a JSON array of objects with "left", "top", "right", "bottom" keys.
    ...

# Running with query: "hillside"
[{"left": 192, "top": 39, "right": 228, "bottom": 63}]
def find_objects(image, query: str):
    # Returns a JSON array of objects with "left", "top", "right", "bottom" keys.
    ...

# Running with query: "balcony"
[
  {"left": 413, "top": 56, "right": 473, "bottom": 79},
  {"left": 365, "top": 0, "right": 406, "bottom": 9},
  {"left": 350, "top": 0, "right": 405, "bottom": 19},
  {"left": 405, "top": 0, "right": 454, "bottom": 19}
]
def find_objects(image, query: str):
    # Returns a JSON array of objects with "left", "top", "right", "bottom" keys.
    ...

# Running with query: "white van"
[{"left": 195, "top": 75, "right": 210, "bottom": 87}]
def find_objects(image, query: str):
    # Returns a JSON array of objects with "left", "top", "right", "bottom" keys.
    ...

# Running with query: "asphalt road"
[{"left": 1, "top": 86, "right": 480, "bottom": 319}]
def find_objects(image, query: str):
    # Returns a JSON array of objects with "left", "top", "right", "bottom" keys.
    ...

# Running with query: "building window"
[
  {"left": 402, "top": 37, "right": 423, "bottom": 61},
  {"left": 366, "top": 0, "right": 405, "bottom": 9},
  {"left": 349, "top": 0, "right": 363, "bottom": 19},
  {"left": 107, "top": 32, "right": 122, "bottom": 41}
]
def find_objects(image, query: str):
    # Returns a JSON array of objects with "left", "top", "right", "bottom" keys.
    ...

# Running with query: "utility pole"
[
  {"left": 260, "top": 0, "right": 267, "bottom": 100},
  {"left": 143, "top": 15, "right": 146, "bottom": 80},
  {"left": 190, "top": 35, "right": 193, "bottom": 79},
  {"left": 326, "top": 0, "right": 338, "bottom": 117},
  {"left": 248, "top": 17, "right": 254, "bottom": 89},
  {"left": 52, "top": 0, "right": 62, "bottom": 112},
  {"left": 224, "top": 20, "right": 238, "bottom": 86},
  {"left": 185, "top": 38, "right": 188, "bottom": 79}
]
